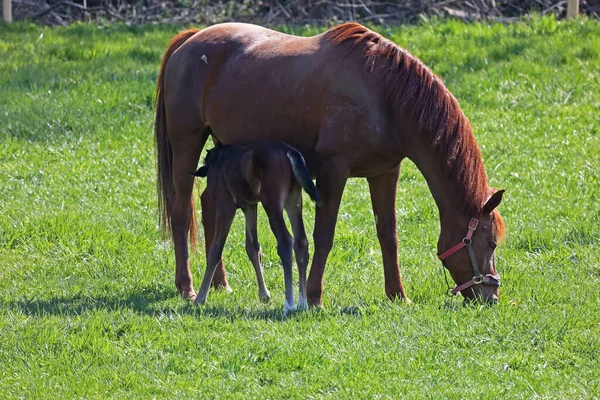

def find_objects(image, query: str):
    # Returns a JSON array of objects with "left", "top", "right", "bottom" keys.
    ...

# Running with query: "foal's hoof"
[
  {"left": 283, "top": 300, "right": 297, "bottom": 316},
  {"left": 193, "top": 296, "right": 206, "bottom": 306},
  {"left": 297, "top": 293, "right": 309, "bottom": 311}
]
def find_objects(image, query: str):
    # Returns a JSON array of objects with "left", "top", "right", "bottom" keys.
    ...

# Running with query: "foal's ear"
[
  {"left": 191, "top": 166, "right": 209, "bottom": 177},
  {"left": 483, "top": 189, "right": 505, "bottom": 215}
]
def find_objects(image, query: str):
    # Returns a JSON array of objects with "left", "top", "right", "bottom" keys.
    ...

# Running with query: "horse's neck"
[{"left": 407, "top": 142, "right": 473, "bottom": 228}]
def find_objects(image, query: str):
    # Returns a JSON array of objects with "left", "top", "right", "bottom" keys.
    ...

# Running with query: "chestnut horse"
[
  {"left": 155, "top": 22, "right": 506, "bottom": 306},
  {"left": 191, "top": 141, "right": 321, "bottom": 314}
]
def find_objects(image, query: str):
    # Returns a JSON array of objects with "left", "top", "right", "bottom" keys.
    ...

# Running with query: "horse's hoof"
[
  {"left": 309, "top": 304, "right": 325, "bottom": 314},
  {"left": 386, "top": 290, "right": 412, "bottom": 304},
  {"left": 212, "top": 282, "right": 233, "bottom": 294},
  {"left": 259, "top": 291, "right": 271, "bottom": 303},
  {"left": 306, "top": 295, "right": 322, "bottom": 308},
  {"left": 223, "top": 285, "right": 233, "bottom": 294},
  {"left": 180, "top": 289, "right": 197, "bottom": 302}
]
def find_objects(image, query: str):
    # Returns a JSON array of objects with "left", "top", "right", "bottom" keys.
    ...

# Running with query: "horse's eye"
[{"left": 488, "top": 241, "right": 497, "bottom": 249}]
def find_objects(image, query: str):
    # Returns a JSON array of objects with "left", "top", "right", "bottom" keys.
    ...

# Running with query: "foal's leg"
[
  {"left": 195, "top": 203, "right": 236, "bottom": 305},
  {"left": 367, "top": 164, "right": 409, "bottom": 301},
  {"left": 169, "top": 129, "right": 208, "bottom": 301},
  {"left": 242, "top": 204, "right": 271, "bottom": 302},
  {"left": 201, "top": 189, "right": 231, "bottom": 292},
  {"left": 262, "top": 193, "right": 295, "bottom": 315},
  {"left": 306, "top": 159, "right": 349, "bottom": 307},
  {"left": 285, "top": 184, "right": 309, "bottom": 310}
]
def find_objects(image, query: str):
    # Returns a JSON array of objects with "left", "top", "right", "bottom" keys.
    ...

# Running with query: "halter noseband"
[{"left": 438, "top": 217, "right": 501, "bottom": 296}]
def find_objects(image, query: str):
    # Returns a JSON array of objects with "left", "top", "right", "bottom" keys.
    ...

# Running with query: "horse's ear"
[
  {"left": 483, "top": 189, "right": 505, "bottom": 215},
  {"left": 191, "top": 166, "right": 209, "bottom": 177}
]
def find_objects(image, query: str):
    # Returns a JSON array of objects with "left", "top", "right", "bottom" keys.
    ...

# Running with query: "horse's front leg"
[
  {"left": 306, "top": 159, "right": 349, "bottom": 307},
  {"left": 367, "top": 164, "right": 409, "bottom": 301}
]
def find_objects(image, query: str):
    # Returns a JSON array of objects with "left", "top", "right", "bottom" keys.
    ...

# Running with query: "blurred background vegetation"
[{"left": 7, "top": 0, "right": 600, "bottom": 27}]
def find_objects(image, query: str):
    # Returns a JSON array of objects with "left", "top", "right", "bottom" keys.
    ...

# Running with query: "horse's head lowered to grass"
[
  {"left": 438, "top": 190, "right": 506, "bottom": 303},
  {"left": 328, "top": 23, "right": 507, "bottom": 303}
]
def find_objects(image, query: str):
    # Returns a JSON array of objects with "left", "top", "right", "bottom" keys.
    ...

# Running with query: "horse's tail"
[
  {"left": 155, "top": 29, "right": 200, "bottom": 246},
  {"left": 286, "top": 150, "right": 322, "bottom": 206}
]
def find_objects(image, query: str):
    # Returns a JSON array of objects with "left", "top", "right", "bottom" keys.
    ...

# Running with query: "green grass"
[{"left": 1, "top": 17, "right": 599, "bottom": 398}]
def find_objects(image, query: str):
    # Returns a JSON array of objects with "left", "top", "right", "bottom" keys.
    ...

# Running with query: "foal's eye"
[{"left": 488, "top": 241, "right": 497, "bottom": 249}]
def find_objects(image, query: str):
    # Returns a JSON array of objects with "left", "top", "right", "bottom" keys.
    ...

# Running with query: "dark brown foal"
[{"left": 192, "top": 141, "right": 321, "bottom": 314}]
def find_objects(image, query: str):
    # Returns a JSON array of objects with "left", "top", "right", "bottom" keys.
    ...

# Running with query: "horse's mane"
[{"left": 328, "top": 23, "right": 490, "bottom": 217}]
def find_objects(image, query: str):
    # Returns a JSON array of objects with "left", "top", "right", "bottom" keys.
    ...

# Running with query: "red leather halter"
[{"left": 438, "top": 217, "right": 501, "bottom": 295}]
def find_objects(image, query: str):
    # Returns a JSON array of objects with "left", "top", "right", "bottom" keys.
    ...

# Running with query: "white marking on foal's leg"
[
  {"left": 298, "top": 292, "right": 308, "bottom": 311},
  {"left": 201, "top": 54, "right": 208, "bottom": 64},
  {"left": 284, "top": 300, "right": 297, "bottom": 316}
]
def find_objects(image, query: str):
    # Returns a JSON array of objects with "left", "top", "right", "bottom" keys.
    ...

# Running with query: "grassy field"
[{"left": 1, "top": 17, "right": 599, "bottom": 398}]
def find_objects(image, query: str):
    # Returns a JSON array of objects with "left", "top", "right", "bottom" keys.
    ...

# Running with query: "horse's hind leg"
[
  {"left": 242, "top": 204, "right": 271, "bottom": 302},
  {"left": 285, "top": 184, "right": 309, "bottom": 310},
  {"left": 169, "top": 128, "right": 208, "bottom": 301},
  {"left": 367, "top": 164, "right": 409, "bottom": 302}
]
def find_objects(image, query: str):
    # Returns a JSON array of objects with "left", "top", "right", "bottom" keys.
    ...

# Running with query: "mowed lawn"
[{"left": 1, "top": 17, "right": 598, "bottom": 398}]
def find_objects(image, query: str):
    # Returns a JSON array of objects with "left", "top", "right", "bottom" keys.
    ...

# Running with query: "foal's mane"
[
  {"left": 201, "top": 145, "right": 249, "bottom": 182},
  {"left": 328, "top": 23, "right": 490, "bottom": 217}
]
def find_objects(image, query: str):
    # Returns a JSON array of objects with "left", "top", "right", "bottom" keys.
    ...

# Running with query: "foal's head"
[
  {"left": 192, "top": 147, "right": 219, "bottom": 178},
  {"left": 438, "top": 190, "right": 506, "bottom": 304}
]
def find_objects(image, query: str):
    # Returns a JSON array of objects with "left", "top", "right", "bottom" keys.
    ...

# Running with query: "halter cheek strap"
[
  {"left": 438, "top": 218, "right": 478, "bottom": 260},
  {"left": 438, "top": 217, "right": 501, "bottom": 296}
]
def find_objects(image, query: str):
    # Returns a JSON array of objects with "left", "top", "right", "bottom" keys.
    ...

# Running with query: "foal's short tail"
[
  {"left": 286, "top": 150, "right": 322, "bottom": 206},
  {"left": 155, "top": 28, "right": 200, "bottom": 246}
]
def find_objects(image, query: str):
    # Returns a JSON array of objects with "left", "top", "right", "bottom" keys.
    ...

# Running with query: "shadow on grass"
[
  {"left": 4, "top": 287, "right": 366, "bottom": 321},
  {"left": 6, "top": 287, "right": 174, "bottom": 317}
]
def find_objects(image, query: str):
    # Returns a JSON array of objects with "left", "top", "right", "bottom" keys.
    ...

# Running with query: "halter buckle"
[
  {"left": 468, "top": 218, "right": 479, "bottom": 231},
  {"left": 472, "top": 275, "right": 484, "bottom": 284}
]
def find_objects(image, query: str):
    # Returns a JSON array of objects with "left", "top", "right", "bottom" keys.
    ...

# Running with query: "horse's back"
[
  {"left": 164, "top": 24, "right": 343, "bottom": 145},
  {"left": 164, "top": 23, "right": 384, "bottom": 171},
  {"left": 166, "top": 23, "right": 326, "bottom": 92}
]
